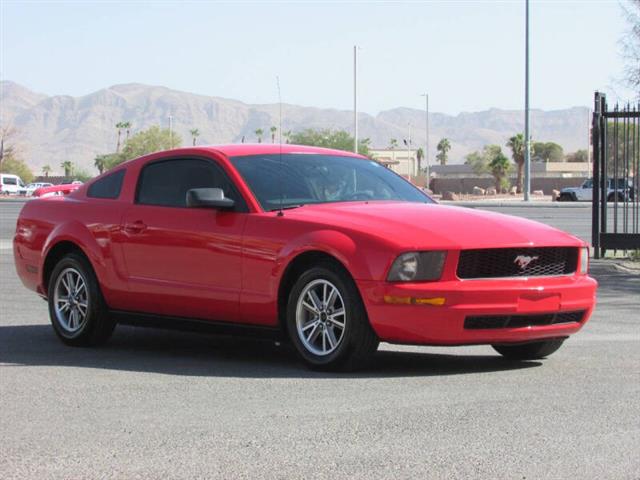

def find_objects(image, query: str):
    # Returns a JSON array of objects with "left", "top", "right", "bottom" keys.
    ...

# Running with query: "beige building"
[{"left": 370, "top": 149, "right": 420, "bottom": 177}]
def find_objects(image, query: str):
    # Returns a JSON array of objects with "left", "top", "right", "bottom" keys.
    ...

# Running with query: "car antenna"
[{"left": 276, "top": 76, "right": 284, "bottom": 217}]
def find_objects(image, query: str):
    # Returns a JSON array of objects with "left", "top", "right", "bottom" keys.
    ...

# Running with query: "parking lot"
[{"left": 1, "top": 201, "right": 639, "bottom": 479}]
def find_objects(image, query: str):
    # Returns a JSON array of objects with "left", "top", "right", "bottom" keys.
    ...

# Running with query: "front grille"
[
  {"left": 457, "top": 247, "right": 578, "bottom": 279},
  {"left": 464, "top": 310, "right": 585, "bottom": 330}
]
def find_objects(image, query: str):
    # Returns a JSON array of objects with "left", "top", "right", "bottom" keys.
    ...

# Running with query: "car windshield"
[{"left": 230, "top": 153, "right": 433, "bottom": 211}]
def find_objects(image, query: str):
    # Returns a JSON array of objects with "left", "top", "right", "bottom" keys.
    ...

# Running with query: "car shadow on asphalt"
[{"left": 0, "top": 324, "right": 541, "bottom": 378}]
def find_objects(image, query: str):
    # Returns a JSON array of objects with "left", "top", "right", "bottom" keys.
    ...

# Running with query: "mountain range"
[{"left": 1, "top": 80, "right": 591, "bottom": 175}]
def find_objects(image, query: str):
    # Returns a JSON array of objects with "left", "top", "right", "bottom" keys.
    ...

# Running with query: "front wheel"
[
  {"left": 492, "top": 339, "right": 565, "bottom": 360},
  {"left": 286, "top": 263, "right": 379, "bottom": 371},
  {"left": 48, "top": 253, "right": 115, "bottom": 346}
]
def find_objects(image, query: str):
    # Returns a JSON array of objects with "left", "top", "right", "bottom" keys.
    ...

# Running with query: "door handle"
[{"left": 124, "top": 220, "right": 147, "bottom": 234}]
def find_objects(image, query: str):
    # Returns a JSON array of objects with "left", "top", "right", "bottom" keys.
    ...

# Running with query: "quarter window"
[
  {"left": 136, "top": 158, "right": 245, "bottom": 210},
  {"left": 88, "top": 170, "right": 126, "bottom": 199}
]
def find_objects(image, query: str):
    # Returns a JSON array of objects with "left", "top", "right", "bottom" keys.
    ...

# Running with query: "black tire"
[
  {"left": 492, "top": 339, "right": 565, "bottom": 360},
  {"left": 47, "top": 252, "right": 115, "bottom": 346},
  {"left": 286, "top": 262, "right": 379, "bottom": 371},
  {"left": 607, "top": 192, "right": 624, "bottom": 202},
  {"left": 558, "top": 193, "right": 574, "bottom": 202}
]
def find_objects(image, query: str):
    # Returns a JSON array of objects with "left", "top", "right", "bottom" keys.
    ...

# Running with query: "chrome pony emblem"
[{"left": 514, "top": 255, "right": 539, "bottom": 270}]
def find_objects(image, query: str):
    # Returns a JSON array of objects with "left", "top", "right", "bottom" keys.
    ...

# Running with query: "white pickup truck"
[{"left": 558, "top": 178, "right": 635, "bottom": 202}]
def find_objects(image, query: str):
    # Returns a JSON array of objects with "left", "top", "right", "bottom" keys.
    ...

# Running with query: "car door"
[
  {"left": 580, "top": 180, "right": 593, "bottom": 201},
  {"left": 118, "top": 157, "right": 248, "bottom": 322}
]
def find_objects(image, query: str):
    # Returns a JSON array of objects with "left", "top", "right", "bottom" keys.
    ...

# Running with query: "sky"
[{"left": 1, "top": 0, "right": 636, "bottom": 115}]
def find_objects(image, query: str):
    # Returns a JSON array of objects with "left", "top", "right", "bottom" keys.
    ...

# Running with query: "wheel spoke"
[
  {"left": 326, "top": 326, "right": 337, "bottom": 349},
  {"left": 322, "top": 283, "right": 328, "bottom": 306},
  {"left": 59, "top": 302, "right": 70, "bottom": 313},
  {"left": 302, "top": 300, "right": 319, "bottom": 315},
  {"left": 66, "top": 272, "right": 75, "bottom": 294},
  {"left": 306, "top": 323, "right": 320, "bottom": 343},
  {"left": 328, "top": 316, "right": 345, "bottom": 329},
  {"left": 322, "top": 328, "right": 327, "bottom": 351},
  {"left": 302, "top": 320, "right": 319, "bottom": 332},
  {"left": 326, "top": 287, "right": 338, "bottom": 310},
  {"left": 308, "top": 290, "right": 323, "bottom": 312},
  {"left": 74, "top": 274, "right": 83, "bottom": 292}
]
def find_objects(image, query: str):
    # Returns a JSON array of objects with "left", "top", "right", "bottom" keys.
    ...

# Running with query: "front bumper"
[{"left": 358, "top": 274, "right": 597, "bottom": 345}]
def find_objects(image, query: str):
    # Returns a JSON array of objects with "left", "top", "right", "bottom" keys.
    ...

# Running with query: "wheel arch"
[
  {"left": 42, "top": 240, "right": 93, "bottom": 296},
  {"left": 277, "top": 250, "right": 361, "bottom": 333}
]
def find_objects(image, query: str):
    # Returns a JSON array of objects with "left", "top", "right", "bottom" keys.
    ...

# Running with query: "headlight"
[
  {"left": 579, "top": 247, "right": 589, "bottom": 274},
  {"left": 387, "top": 251, "right": 447, "bottom": 282}
]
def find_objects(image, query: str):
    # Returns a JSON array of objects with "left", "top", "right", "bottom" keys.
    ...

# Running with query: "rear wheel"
[
  {"left": 48, "top": 253, "right": 115, "bottom": 346},
  {"left": 558, "top": 193, "right": 574, "bottom": 202},
  {"left": 286, "top": 262, "right": 379, "bottom": 371},
  {"left": 492, "top": 339, "right": 565, "bottom": 360}
]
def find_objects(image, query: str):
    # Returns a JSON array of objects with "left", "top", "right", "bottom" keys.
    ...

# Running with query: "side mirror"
[{"left": 186, "top": 188, "right": 235, "bottom": 210}]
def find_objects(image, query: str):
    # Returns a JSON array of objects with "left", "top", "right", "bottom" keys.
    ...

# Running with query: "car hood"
[
  {"left": 561, "top": 187, "right": 579, "bottom": 193},
  {"left": 283, "top": 201, "right": 584, "bottom": 250}
]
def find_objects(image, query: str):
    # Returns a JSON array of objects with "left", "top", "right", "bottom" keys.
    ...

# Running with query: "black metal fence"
[{"left": 592, "top": 92, "right": 640, "bottom": 258}]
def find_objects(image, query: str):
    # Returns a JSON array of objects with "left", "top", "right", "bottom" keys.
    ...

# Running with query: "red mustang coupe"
[{"left": 14, "top": 144, "right": 597, "bottom": 370}]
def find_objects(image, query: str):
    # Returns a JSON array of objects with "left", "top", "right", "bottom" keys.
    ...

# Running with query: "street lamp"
[
  {"left": 524, "top": 0, "right": 531, "bottom": 201},
  {"left": 420, "top": 93, "right": 429, "bottom": 183},
  {"left": 353, "top": 45, "right": 358, "bottom": 154}
]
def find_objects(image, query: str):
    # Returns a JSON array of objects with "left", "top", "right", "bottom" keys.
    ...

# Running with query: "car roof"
[{"left": 200, "top": 143, "right": 365, "bottom": 159}]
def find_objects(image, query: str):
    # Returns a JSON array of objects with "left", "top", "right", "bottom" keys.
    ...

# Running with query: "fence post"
[{"left": 592, "top": 92, "right": 602, "bottom": 258}]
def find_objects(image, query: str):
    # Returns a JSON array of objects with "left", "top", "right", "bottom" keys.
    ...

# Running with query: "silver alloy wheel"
[
  {"left": 53, "top": 267, "right": 89, "bottom": 333},
  {"left": 295, "top": 278, "right": 346, "bottom": 356}
]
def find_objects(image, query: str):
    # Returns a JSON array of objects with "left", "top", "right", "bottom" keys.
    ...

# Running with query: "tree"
[
  {"left": 532, "top": 141, "right": 564, "bottom": 162},
  {"left": 60, "top": 161, "right": 74, "bottom": 178},
  {"left": 283, "top": 130, "right": 292, "bottom": 144},
  {"left": 566, "top": 149, "right": 589, "bottom": 163},
  {"left": 0, "top": 125, "right": 16, "bottom": 171},
  {"left": 115, "top": 122, "right": 126, "bottom": 153},
  {"left": 94, "top": 154, "right": 111, "bottom": 174},
  {"left": 255, "top": 128, "right": 264, "bottom": 143},
  {"left": 190, "top": 128, "right": 200, "bottom": 146},
  {"left": 621, "top": 0, "right": 640, "bottom": 92},
  {"left": 270, "top": 126, "right": 277, "bottom": 143},
  {"left": 465, "top": 145, "right": 506, "bottom": 176},
  {"left": 436, "top": 138, "right": 451, "bottom": 165},
  {"left": 42, "top": 165, "right": 52, "bottom": 177},
  {"left": 388, "top": 138, "right": 399, "bottom": 150},
  {"left": 289, "top": 128, "right": 371, "bottom": 156},
  {"left": 73, "top": 168, "right": 93, "bottom": 182},
  {"left": 118, "top": 125, "right": 182, "bottom": 164},
  {"left": 488, "top": 150, "right": 512, "bottom": 193},
  {"left": 416, "top": 147, "right": 424, "bottom": 172},
  {"left": 506, "top": 133, "right": 525, "bottom": 193},
  {"left": 0, "top": 150, "right": 34, "bottom": 183}
]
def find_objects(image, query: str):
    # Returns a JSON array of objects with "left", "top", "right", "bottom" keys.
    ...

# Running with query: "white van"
[{"left": 0, "top": 174, "right": 25, "bottom": 195}]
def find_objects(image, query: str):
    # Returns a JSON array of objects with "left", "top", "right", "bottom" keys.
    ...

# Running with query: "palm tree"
[
  {"left": 94, "top": 155, "right": 107, "bottom": 175},
  {"left": 123, "top": 121, "right": 132, "bottom": 143},
  {"left": 389, "top": 138, "right": 399, "bottom": 150},
  {"left": 416, "top": 147, "right": 424, "bottom": 173},
  {"left": 436, "top": 138, "right": 451, "bottom": 166},
  {"left": 506, "top": 133, "right": 525, "bottom": 193},
  {"left": 255, "top": 128, "right": 264, "bottom": 143},
  {"left": 115, "top": 122, "right": 126, "bottom": 153},
  {"left": 283, "top": 130, "right": 292, "bottom": 144},
  {"left": 270, "top": 126, "right": 277, "bottom": 143},
  {"left": 60, "top": 161, "right": 74, "bottom": 178},
  {"left": 190, "top": 128, "right": 200, "bottom": 146},
  {"left": 42, "top": 165, "right": 52, "bottom": 178}
]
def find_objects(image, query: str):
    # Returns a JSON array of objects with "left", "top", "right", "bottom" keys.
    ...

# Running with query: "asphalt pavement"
[{"left": 1, "top": 201, "right": 639, "bottom": 479}]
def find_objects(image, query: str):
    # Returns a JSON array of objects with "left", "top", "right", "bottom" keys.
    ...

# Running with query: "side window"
[
  {"left": 136, "top": 158, "right": 246, "bottom": 210},
  {"left": 88, "top": 170, "right": 126, "bottom": 199}
]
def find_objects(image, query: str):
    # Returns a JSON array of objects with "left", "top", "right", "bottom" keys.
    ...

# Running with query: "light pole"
[
  {"left": 420, "top": 93, "right": 429, "bottom": 183},
  {"left": 524, "top": 0, "right": 531, "bottom": 201},
  {"left": 353, "top": 45, "right": 358, "bottom": 154}
]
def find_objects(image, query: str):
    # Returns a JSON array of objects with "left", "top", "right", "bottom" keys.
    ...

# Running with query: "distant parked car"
[
  {"left": 19, "top": 182, "right": 54, "bottom": 197},
  {"left": 558, "top": 178, "right": 635, "bottom": 202},
  {"left": 0, "top": 174, "right": 25, "bottom": 195}
]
